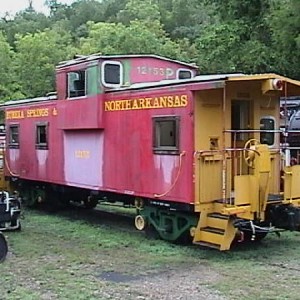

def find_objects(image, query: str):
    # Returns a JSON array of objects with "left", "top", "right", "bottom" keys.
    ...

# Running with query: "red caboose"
[{"left": 2, "top": 54, "right": 300, "bottom": 250}]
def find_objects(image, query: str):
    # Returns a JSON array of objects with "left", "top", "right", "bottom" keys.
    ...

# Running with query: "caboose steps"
[
  {"left": 193, "top": 212, "right": 237, "bottom": 251},
  {"left": 193, "top": 241, "right": 221, "bottom": 250},
  {"left": 205, "top": 213, "right": 229, "bottom": 230}
]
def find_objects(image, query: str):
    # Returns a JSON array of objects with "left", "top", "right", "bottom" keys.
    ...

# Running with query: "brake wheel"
[{"left": 243, "top": 139, "right": 260, "bottom": 168}]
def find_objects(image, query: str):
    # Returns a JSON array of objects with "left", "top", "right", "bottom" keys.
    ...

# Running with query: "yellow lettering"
[
  {"left": 75, "top": 150, "right": 90, "bottom": 159},
  {"left": 120, "top": 100, "right": 126, "bottom": 110},
  {"left": 174, "top": 95, "right": 181, "bottom": 107},
  {"left": 159, "top": 96, "right": 167, "bottom": 107},
  {"left": 110, "top": 101, "right": 116, "bottom": 111},
  {"left": 26, "top": 108, "right": 49, "bottom": 118},
  {"left": 139, "top": 98, "right": 145, "bottom": 109},
  {"left": 125, "top": 100, "right": 131, "bottom": 110},
  {"left": 103, "top": 94, "right": 188, "bottom": 112},
  {"left": 105, "top": 102, "right": 112, "bottom": 111},
  {"left": 145, "top": 98, "right": 152, "bottom": 108},
  {"left": 167, "top": 96, "right": 174, "bottom": 107},
  {"left": 153, "top": 98, "right": 160, "bottom": 108},
  {"left": 6, "top": 107, "right": 58, "bottom": 119},
  {"left": 6, "top": 110, "right": 25, "bottom": 120},
  {"left": 115, "top": 101, "right": 121, "bottom": 111},
  {"left": 180, "top": 94, "right": 188, "bottom": 107},
  {"left": 132, "top": 99, "right": 139, "bottom": 109}
]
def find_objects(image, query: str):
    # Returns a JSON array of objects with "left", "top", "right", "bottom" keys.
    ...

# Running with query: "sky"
[{"left": 0, "top": 0, "right": 75, "bottom": 17}]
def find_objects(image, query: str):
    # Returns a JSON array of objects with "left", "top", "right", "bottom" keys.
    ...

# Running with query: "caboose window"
[
  {"left": 67, "top": 70, "right": 86, "bottom": 98},
  {"left": 153, "top": 116, "right": 180, "bottom": 154},
  {"left": 260, "top": 117, "right": 275, "bottom": 146},
  {"left": 36, "top": 124, "right": 48, "bottom": 149},
  {"left": 9, "top": 125, "right": 19, "bottom": 147},
  {"left": 177, "top": 69, "right": 193, "bottom": 80},
  {"left": 102, "top": 61, "right": 123, "bottom": 87}
]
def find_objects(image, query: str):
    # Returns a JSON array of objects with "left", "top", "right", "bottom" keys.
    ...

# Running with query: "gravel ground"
[{"left": 98, "top": 265, "right": 227, "bottom": 300}]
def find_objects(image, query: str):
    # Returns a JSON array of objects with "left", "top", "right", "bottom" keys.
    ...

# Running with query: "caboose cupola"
[
  {"left": 55, "top": 54, "right": 198, "bottom": 100},
  {"left": 55, "top": 54, "right": 198, "bottom": 130}
]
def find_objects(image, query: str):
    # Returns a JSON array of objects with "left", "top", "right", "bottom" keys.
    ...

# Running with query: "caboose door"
[
  {"left": 231, "top": 100, "right": 252, "bottom": 148},
  {"left": 231, "top": 99, "right": 255, "bottom": 177}
]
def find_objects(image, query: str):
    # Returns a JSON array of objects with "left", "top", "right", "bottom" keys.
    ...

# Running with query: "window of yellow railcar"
[{"left": 260, "top": 116, "right": 275, "bottom": 146}]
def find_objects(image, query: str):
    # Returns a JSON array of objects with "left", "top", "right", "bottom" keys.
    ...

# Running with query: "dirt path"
[{"left": 98, "top": 265, "right": 227, "bottom": 300}]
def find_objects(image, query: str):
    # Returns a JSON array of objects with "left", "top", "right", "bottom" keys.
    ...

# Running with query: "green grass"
[{"left": 0, "top": 207, "right": 300, "bottom": 299}]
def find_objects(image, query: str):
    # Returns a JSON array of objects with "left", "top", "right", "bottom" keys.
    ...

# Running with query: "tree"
[
  {"left": 14, "top": 29, "right": 75, "bottom": 98},
  {"left": 195, "top": 21, "right": 273, "bottom": 74},
  {"left": 101, "top": 0, "right": 128, "bottom": 22},
  {"left": 157, "top": 0, "right": 218, "bottom": 41},
  {"left": 194, "top": 0, "right": 274, "bottom": 74},
  {"left": 116, "top": 0, "right": 161, "bottom": 25},
  {"left": 268, "top": 0, "right": 300, "bottom": 79},
  {"left": 79, "top": 20, "right": 186, "bottom": 61},
  {"left": 0, "top": 10, "right": 51, "bottom": 47},
  {"left": 68, "top": 0, "right": 106, "bottom": 39},
  {"left": 0, "top": 32, "right": 21, "bottom": 101}
]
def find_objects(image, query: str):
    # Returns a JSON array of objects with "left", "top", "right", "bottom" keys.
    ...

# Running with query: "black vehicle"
[
  {"left": 0, "top": 232, "right": 7, "bottom": 262},
  {"left": 0, "top": 191, "right": 21, "bottom": 231}
]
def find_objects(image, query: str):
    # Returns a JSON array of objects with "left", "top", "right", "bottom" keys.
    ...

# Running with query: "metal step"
[
  {"left": 206, "top": 215, "right": 229, "bottom": 230},
  {"left": 208, "top": 213, "right": 229, "bottom": 220},
  {"left": 199, "top": 229, "right": 225, "bottom": 245},
  {"left": 201, "top": 226, "right": 225, "bottom": 235},
  {"left": 194, "top": 241, "right": 221, "bottom": 250},
  {"left": 193, "top": 212, "right": 236, "bottom": 251}
]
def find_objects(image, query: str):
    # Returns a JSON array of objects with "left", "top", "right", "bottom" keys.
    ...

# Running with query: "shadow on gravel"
[{"left": 98, "top": 271, "right": 143, "bottom": 283}]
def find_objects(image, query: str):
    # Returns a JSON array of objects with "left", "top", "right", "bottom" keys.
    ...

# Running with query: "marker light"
[{"left": 272, "top": 79, "right": 283, "bottom": 90}]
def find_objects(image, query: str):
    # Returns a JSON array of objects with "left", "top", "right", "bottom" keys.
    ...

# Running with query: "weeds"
[{"left": 0, "top": 208, "right": 299, "bottom": 299}]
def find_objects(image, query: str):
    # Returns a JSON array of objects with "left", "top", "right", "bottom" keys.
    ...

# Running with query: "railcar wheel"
[
  {"left": 135, "top": 215, "right": 146, "bottom": 231},
  {"left": 24, "top": 189, "right": 45, "bottom": 207},
  {"left": 243, "top": 139, "right": 260, "bottom": 168},
  {"left": 83, "top": 196, "right": 98, "bottom": 209},
  {"left": 145, "top": 224, "right": 159, "bottom": 239},
  {"left": 0, "top": 233, "right": 8, "bottom": 263}
]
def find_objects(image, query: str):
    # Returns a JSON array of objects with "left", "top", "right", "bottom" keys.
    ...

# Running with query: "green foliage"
[
  {"left": 13, "top": 29, "right": 75, "bottom": 98},
  {"left": 101, "top": 0, "right": 128, "bottom": 22},
  {"left": 157, "top": 0, "right": 218, "bottom": 41},
  {"left": 79, "top": 20, "right": 184, "bottom": 60},
  {"left": 0, "top": 32, "right": 21, "bottom": 101},
  {"left": 116, "top": 0, "right": 161, "bottom": 24},
  {"left": 0, "top": 0, "right": 298, "bottom": 102},
  {"left": 0, "top": 11, "right": 51, "bottom": 47},
  {"left": 195, "top": 21, "right": 273, "bottom": 74},
  {"left": 268, "top": 0, "right": 300, "bottom": 78}
]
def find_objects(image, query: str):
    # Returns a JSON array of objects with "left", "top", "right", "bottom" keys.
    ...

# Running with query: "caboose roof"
[
  {"left": 57, "top": 53, "right": 199, "bottom": 70},
  {"left": 119, "top": 73, "right": 300, "bottom": 88},
  {"left": 1, "top": 94, "right": 57, "bottom": 107},
  {"left": 112, "top": 73, "right": 300, "bottom": 96},
  {"left": 2, "top": 73, "right": 300, "bottom": 107},
  {"left": 226, "top": 73, "right": 300, "bottom": 96}
]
